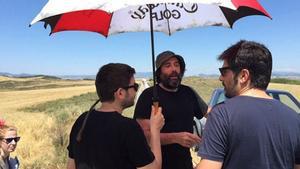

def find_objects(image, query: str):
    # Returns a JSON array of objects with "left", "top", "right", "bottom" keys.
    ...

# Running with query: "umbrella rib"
[
  {"left": 164, "top": 3, "right": 171, "bottom": 36},
  {"left": 106, "top": 11, "right": 114, "bottom": 37}
]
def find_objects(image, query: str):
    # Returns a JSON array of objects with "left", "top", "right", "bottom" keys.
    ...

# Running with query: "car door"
[{"left": 267, "top": 91, "right": 300, "bottom": 114}]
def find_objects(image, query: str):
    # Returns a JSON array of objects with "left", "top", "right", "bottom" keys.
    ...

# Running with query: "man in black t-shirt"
[
  {"left": 134, "top": 51, "right": 208, "bottom": 169},
  {"left": 67, "top": 63, "right": 165, "bottom": 169},
  {"left": 196, "top": 40, "right": 300, "bottom": 169}
]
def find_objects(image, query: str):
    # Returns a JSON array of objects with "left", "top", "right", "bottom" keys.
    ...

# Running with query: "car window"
[
  {"left": 210, "top": 89, "right": 300, "bottom": 114},
  {"left": 217, "top": 92, "right": 227, "bottom": 105},
  {"left": 274, "top": 93, "right": 300, "bottom": 113}
]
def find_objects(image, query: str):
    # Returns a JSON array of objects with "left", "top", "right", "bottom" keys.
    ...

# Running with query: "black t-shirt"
[
  {"left": 68, "top": 110, "right": 154, "bottom": 169},
  {"left": 199, "top": 96, "right": 300, "bottom": 169},
  {"left": 134, "top": 85, "right": 207, "bottom": 169}
]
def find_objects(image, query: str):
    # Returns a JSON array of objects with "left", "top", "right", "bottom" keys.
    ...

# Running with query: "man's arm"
[
  {"left": 190, "top": 87, "right": 208, "bottom": 119},
  {"left": 136, "top": 119, "right": 200, "bottom": 148},
  {"left": 295, "top": 164, "right": 300, "bottom": 169},
  {"left": 195, "top": 159, "right": 222, "bottom": 169},
  {"left": 138, "top": 106, "right": 164, "bottom": 169},
  {"left": 67, "top": 158, "right": 76, "bottom": 169},
  {"left": 205, "top": 106, "right": 212, "bottom": 117}
]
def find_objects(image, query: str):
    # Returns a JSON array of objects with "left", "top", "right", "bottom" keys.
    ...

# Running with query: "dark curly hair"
[
  {"left": 95, "top": 63, "right": 135, "bottom": 102},
  {"left": 218, "top": 40, "right": 272, "bottom": 90}
]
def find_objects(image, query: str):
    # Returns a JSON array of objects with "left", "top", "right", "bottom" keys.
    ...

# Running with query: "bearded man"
[{"left": 134, "top": 51, "right": 208, "bottom": 169}]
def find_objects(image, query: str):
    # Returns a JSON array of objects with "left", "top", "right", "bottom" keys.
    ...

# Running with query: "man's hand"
[
  {"left": 67, "top": 158, "right": 76, "bottom": 169},
  {"left": 143, "top": 106, "right": 164, "bottom": 169},
  {"left": 175, "top": 132, "right": 201, "bottom": 148},
  {"left": 150, "top": 106, "right": 164, "bottom": 132}
]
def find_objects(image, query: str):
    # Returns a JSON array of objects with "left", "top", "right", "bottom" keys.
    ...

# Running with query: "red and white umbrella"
[
  {"left": 30, "top": 0, "right": 271, "bottom": 104},
  {"left": 30, "top": 1, "right": 270, "bottom": 36}
]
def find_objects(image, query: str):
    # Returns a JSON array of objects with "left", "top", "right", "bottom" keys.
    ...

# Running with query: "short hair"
[
  {"left": 218, "top": 40, "right": 272, "bottom": 90},
  {"left": 155, "top": 51, "right": 186, "bottom": 83},
  {"left": 95, "top": 63, "right": 135, "bottom": 102},
  {"left": 0, "top": 124, "right": 17, "bottom": 140}
]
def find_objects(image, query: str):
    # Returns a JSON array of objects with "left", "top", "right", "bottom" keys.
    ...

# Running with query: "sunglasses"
[
  {"left": 3, "top": 136, "right": 20, "bottom": 144},
  {"left": 123, "top": 83, "right": 139, "bottom": 92},
  {"left": 218, "top": 66, "right": 237, "bottom": 76}
]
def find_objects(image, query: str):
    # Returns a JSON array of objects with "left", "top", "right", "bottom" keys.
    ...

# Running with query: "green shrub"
[{"left": 271, "top": 78, "right": 300, "bottom": 85}]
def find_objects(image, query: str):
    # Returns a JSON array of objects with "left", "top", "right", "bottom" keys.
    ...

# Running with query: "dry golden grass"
[
  {"left": 0, "top": 77, "right": 95, "bottom": 169},
  {"left": 0, "top": 76, "right": 42, "bottom": 82},
  {"left": 0, "top": 75, "right": 90, "bottom": 83},
  {"left": 0, "top": 75, "right": 94, "bottom": 92},
  {"left": 0, "top": 86, "right": 95, "bottom": 113},
  {"left": 4, "top": 112, "right": 56, "bottom": 169},
  {"left": 268, "top": 83, "right": 300, "bottom": 100},
  {"left": 0, "top": 76, "right": 14, "bottom": 81}
]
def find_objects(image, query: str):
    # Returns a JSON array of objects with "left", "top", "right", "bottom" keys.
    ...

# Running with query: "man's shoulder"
[
  {"left": 178, "top": 84, "right": 194, "bottom": 91},
  {"left": 210, "top": 101, "right": 226, "bottom": 113},
  {"left": 120, "top": 115, "right": 137, "bottom": 123},
  {"left": 141, "top": 86, "right": 154, "bottom": 94},
  {"left": 178, "top": 85, "right": 198, "bottom": 95},
  {"left": 214, "top": 96, "right": 250, "bottom": 109},
  {"left": 228, "top": 96, "right": 274, "bottom": 105},
  {"left": 73, "top": 111, "right": 89, "bottom": 124},
  {"left": 213, "top": 96, "right": 277, "bottom": 112},
  {"left": 9, "top": 156, "right": 19, "bottom": 168},
  {"left": 179, "top": 84, "right": 191, "bottom": 88},
  {"left": 118, "top": 116, "right": 143, "bottom": 131}
]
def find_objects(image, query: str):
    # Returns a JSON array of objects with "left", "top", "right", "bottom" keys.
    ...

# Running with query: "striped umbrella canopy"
[
  {"left": 30, "top": 0, "right": 271, "bottom": 107},
  {"left": 30, "top": 0, "right": 270, "bottom": 36}
]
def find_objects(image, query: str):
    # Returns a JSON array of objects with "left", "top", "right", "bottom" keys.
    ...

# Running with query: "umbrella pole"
[{"left": 149, "top": 4, "right": 159, "bottom": 111}]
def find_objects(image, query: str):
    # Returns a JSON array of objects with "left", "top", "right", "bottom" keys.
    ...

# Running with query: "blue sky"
[{"left": 1, "top": 0, "right": 300, "bottom": 76}]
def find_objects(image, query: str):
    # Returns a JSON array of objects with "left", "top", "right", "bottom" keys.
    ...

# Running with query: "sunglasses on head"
[
  {"left": 123, "top": 83, "right": 139, "bottom": 92},
  {"left": 3, "top": 136, "right": 20, "bottom": 144}
]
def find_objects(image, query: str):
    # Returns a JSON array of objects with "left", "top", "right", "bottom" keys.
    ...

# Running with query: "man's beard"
[
  {"left": 121, "top": 93, "right": 135, "bottom": 109},
  {"left": 160, "top": 72, "right": 183, "bottom": 90},
  {"left": 224, "top": 75, "right": 239, "bottom": 98}
]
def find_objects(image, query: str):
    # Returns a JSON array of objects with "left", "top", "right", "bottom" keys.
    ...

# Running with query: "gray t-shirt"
[{"left": 198, "top": 96, "right": 300, "bottom": 169}]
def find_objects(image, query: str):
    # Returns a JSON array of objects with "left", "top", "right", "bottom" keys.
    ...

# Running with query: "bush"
[{"left": 271, "top": 78, "right": 300, "bottom": 85}]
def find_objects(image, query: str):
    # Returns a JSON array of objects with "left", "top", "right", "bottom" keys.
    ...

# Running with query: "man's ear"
[
  {"left": 239, "top": 69, "right": 250, "bottom": 84},
  {"left": 114, "top": 88, "right": 125, "bottom": 100}
]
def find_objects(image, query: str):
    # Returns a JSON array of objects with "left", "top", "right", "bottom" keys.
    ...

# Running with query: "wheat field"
[
  {"left": 1, "top": 77, "right": 95, "bottom": 169},
  {"left": 0, "top": 76, "right": 299, "bottom": 168},
  {"left": 268, "top": 83, "right": 300, "bottom": 100},
  {"left": 1, "top": 86, "right": 95, "bottom": 113}
]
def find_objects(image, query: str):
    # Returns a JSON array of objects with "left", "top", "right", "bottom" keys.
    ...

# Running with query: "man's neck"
[
  {"left": 159, "top": 83, "right": 178, "bottom": 92},
  {"left": 239, "top": 87, "right": 272, "bottom": 99},
  {"left": 97, "top": 102, "right": 123, "bottom": 114}
]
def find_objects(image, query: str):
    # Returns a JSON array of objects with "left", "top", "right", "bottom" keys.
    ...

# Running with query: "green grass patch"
[
  {"left": 0, "top": 81, "right": 91, "bottom": 91},
  {"left": 0, "top": 79, "right": 92, "bottom": 91},
  {"left": 271, "top": 78, "right": 300, "bottom": 85},
  {"left": 20, "top": 92, "right": 98, "bottom": 116},
  {"left": 182, "top": 76, "right": 222, "bottom": 102}
]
